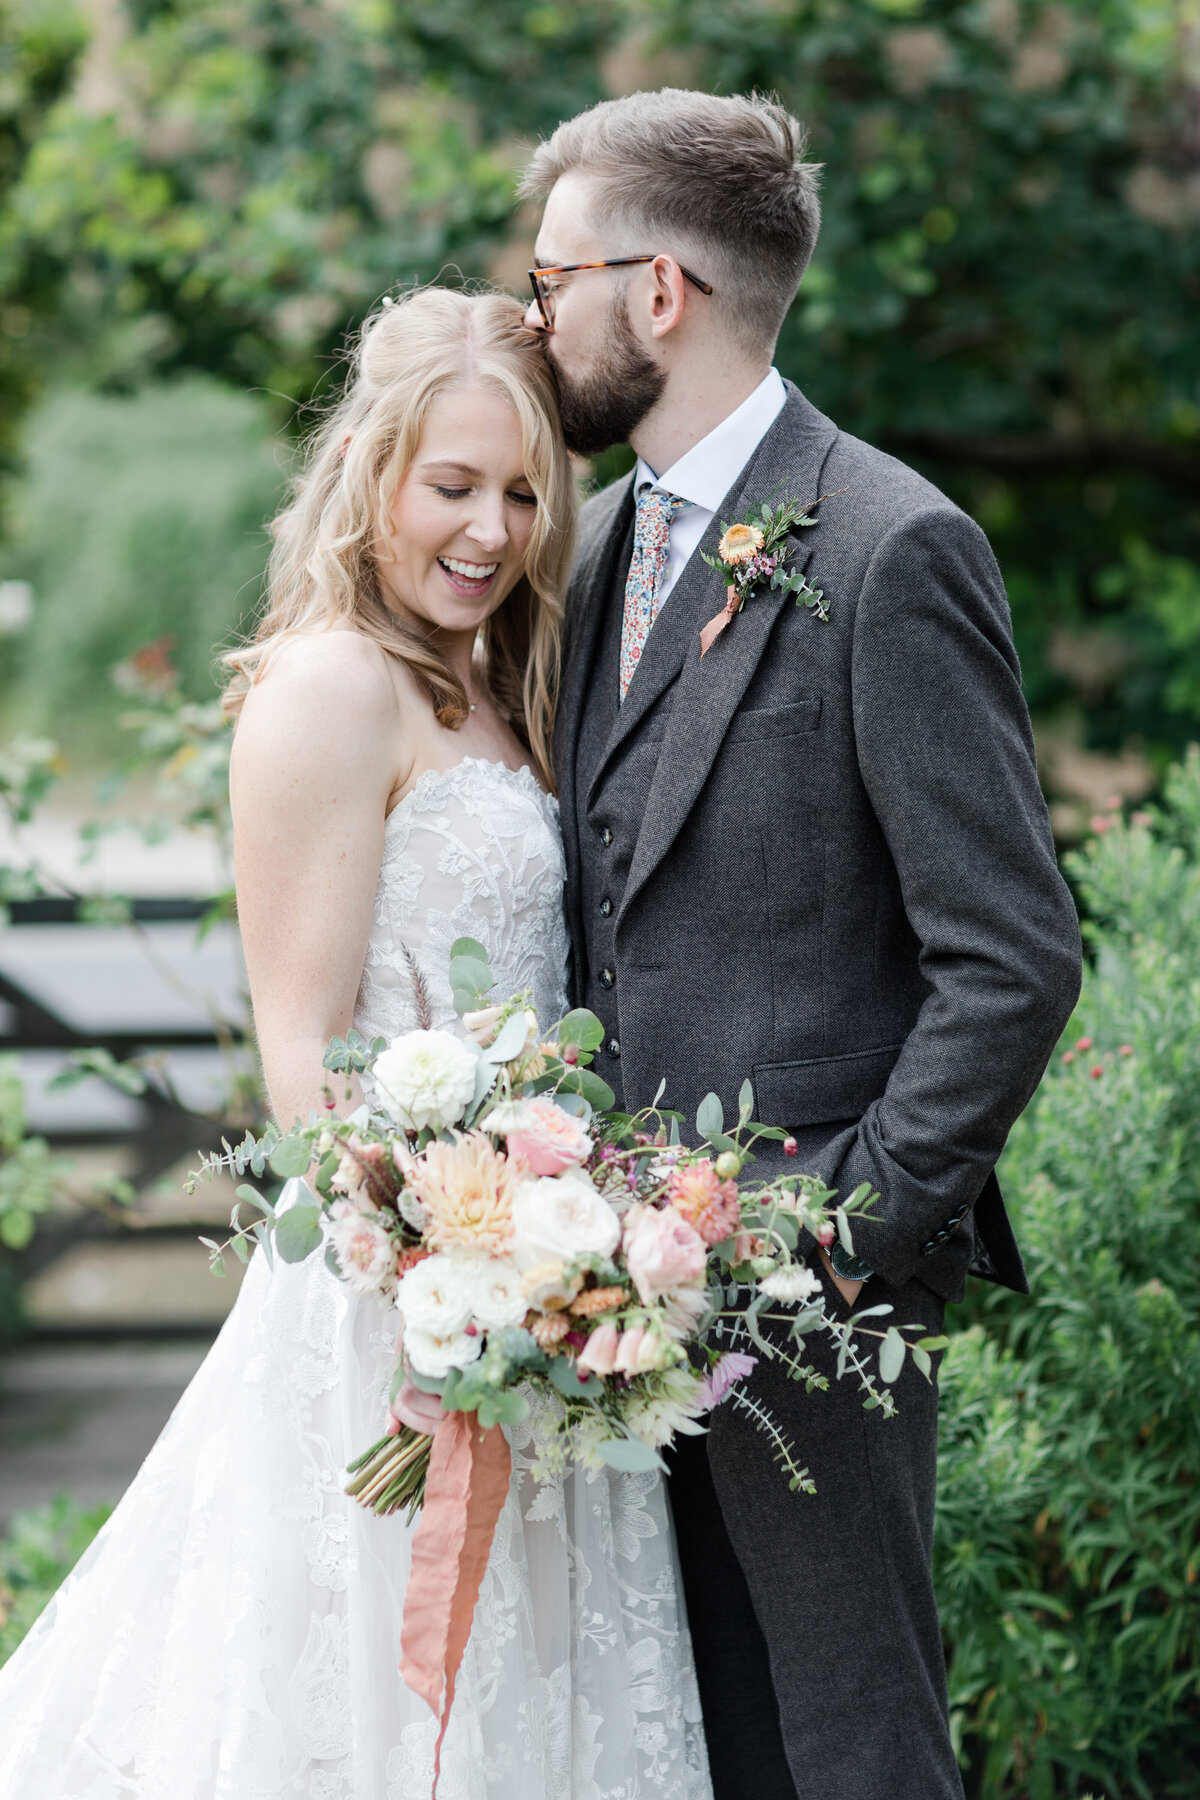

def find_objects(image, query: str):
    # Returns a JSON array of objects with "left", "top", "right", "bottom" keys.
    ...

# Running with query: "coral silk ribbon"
[
  {"left": 400, "top": 1412, "right": 512, "bottom": 1798},
  {"left": 699, "top": 584, "right": 741, "bottom": 656}
]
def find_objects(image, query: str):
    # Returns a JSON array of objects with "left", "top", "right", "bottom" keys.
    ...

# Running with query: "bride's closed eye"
[{"left": 432, "top": 483, "right": 537, "bottom": 508}]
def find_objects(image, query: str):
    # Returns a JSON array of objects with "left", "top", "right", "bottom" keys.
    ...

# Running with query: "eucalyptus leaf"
[
  {"left": 596, "top": 1436, "right": 665, "bottom": 1473},
  {"left": 548, "top": 1358, "right": 601, "bottom": 1399},
  {"left": 696, "top": 1092, "right": 724, "bottom": 1141},
  {"left": 738, "top": 1078, "right": 754, "bottom": 1123},
  {"left": 879, "top": 1326, "right": 906, "bottom": 1384},
  {"left": 448, "top": 954, "right": 493, "bottom": 999},
  {"left": 482, "top": 1010, "right": 529, "bottom": 1064},
  {"left": 274, "top": 1203, "right": 322, "bottom": 1263},
  {"left": 555, "top": 1008, "right": 605, "bottom": 1052},
  {"left": 835, "top": 1205, "right": 854, "bottom": 1254},
  {"left": 449, "top": 936, "right": 489, "bottom": 964},
  {"left": 269, "top": 1135, "right": 312, "bottom": 1180}
]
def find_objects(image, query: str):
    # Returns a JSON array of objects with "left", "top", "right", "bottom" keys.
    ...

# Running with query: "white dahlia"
[
  {"left": 758, "top": 1263, "right": 822, "bottom": 1303},
  {"left": 371, "top": 1029, "right": 479, "bottom": 1133}
]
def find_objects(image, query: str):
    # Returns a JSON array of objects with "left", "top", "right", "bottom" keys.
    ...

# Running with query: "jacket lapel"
[
  {"left": 618, "top": 388, "right": 839, "bottom": 924},
  {"left": 555, "top": 472, "right": 634, "bottom": 954}
]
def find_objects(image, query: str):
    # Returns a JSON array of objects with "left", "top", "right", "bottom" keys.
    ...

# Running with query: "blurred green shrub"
[
  {"left": 0, "top": 1495, "right": 111, "bottom": 1666},
  {"left": 936, "top": 749, "right": 1200, "bottom": 1797},
  {"left": 0, "top": 379, "right": 282, "bottom": 743}
]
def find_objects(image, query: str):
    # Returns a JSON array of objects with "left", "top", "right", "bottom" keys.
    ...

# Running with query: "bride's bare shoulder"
[{"left": 243, "top": 628, "right": 395, "bottom": 716}]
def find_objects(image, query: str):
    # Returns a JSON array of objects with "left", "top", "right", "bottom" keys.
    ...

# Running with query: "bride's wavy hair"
[{"left": 222, "top": 286, "right": 574, "bottom": 788}]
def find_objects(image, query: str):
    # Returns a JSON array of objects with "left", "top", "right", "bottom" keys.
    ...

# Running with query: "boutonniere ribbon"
[{"left": 698, "top": 488, "right": 847, "bottom": 656}]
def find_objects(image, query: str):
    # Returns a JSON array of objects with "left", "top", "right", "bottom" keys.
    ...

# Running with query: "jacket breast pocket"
[{"left": 724, "top": 697, "right": 822, "bottom": 745}]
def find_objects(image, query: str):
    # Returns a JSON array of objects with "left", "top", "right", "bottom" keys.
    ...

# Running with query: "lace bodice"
[{"left": 355, "top": 757, "right": 569, "bottom": 1043}]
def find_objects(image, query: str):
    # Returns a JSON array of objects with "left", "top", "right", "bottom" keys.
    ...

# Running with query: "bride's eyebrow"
[{"left": 421, "top": 459, "right": 484, "bottom": 478}]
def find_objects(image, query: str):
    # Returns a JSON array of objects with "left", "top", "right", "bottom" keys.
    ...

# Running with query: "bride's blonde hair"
[{"left": 222, "top": 287, "right": 574, "bottom": 788}]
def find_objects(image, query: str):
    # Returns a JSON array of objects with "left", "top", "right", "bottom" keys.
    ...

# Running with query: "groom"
[{"left": 521, "top": 90, "right": 1081, "bottom": 1800}]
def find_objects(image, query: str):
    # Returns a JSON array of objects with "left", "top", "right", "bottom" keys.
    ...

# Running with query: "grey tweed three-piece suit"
[{"left": 556, "top": 384, "right": 1082, "bottom": 1800}]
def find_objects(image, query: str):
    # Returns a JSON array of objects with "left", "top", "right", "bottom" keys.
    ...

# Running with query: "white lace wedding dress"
[{"left": 0, "top": 758, "right": 712, "bottom": 1800}]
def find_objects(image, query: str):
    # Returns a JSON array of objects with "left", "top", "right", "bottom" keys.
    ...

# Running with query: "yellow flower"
[
  {"left": 718, "top": 522, "right": 765, "bottom": 566},
  {"left": 407, "top": 1131, "right": 517, "bottom": 1254}
]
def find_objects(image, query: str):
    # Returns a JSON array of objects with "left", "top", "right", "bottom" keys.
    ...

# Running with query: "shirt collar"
[{"left": 634, "top": 367, "right": 787, "bottom": 509}]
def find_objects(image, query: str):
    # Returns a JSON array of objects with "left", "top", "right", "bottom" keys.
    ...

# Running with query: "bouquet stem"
[{"left": 345, "top": 1428, "right": 432, "bottom": 1517}]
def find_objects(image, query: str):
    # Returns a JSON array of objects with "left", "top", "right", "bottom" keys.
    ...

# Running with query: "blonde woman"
[{"left": 0, "top": 289, "right": 712, "bottom": 1800}]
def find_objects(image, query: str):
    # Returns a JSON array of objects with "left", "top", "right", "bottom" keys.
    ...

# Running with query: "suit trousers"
[{"left": 668, "top": 1262, "right": 965, "bottom": 1800}]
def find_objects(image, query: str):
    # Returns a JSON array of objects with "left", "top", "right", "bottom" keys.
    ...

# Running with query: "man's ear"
[{"left": 646, "top": 255, "right": 690, "bottom": 341}]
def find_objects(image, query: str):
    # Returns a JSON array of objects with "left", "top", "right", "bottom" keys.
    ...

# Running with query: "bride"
[{"left": 0, "top": 288, "right": 712, "bottom": 1800}]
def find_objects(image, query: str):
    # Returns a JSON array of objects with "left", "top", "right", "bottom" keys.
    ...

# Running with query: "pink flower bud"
[
  {"left": 1062, "top": 1050, "right": 1075, "bottom": 1063},
  {"left": 613, "top": 1327, "right": 646, "bottom": 1375},
  {"left": 1075, "top": 1037, "right": 1093, "bottom": 1051},
  {"left": 817, "top": 1221, "right": 836, "bottom": 1248},
  {"left": 1118, "top": 1044, "right": 1133, "bottom": 1057},
  {"left": 1090, "top": 1065, "right": 1104, "bottom": 1079},
  {"left": 577, "top": 1320, "right": 621, "bottom": 1378},
  {"left": 783, "top": 1136, "right": 798, "bottom": 1157},
  {"left": 561, "top": 1043, "right": 579, "bottom": 1065}
]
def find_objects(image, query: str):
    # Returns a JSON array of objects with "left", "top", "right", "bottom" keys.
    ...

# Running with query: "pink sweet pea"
[
  {"left": 624, "top": 1203, "right": 707, "bottom": 1305},
  {"left": 577, "top": 1319, "right": 621, "bottom": 1378},
  {"left": 613, "top": 1326, "right": 647, "bottom": 1375}
]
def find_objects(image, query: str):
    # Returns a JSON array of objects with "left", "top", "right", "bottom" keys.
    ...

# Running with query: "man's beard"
[{"left": 548, "top": 296, "right": 666, "bottom": 457}]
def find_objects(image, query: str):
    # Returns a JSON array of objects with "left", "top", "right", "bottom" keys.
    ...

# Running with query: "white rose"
[
  {"left": 461, "top": 1254, "right": 529, "bottom": 1331},
  {"left": 396, "top": 1250, "right": 473, "bottom": 1335},
  {"left": 510, "top": 1167, "right": 621, "bottom": 1273},
  {"left": 405, "top": 1325, "right": 484, "bottom": 1379},
  {"left": 371, "top": 1029, "right": 479, "bottom": 1133},
  {"left": 328, "top": 1208, "right": 395, "bottom": 1298},
  {"left": 758, "top": 1263, "right": 822, "bottom": 1303}
]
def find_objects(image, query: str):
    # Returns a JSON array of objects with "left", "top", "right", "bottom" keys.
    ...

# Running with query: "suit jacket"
[{"left": 555, "top": 384, "right": 1082, "bottom": 1302}]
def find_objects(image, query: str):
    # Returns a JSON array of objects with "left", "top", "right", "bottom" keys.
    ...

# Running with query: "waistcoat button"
[
  {"left": 606, "top": 1038, "right": 621, "bottom": 1058},
  {"left": 600, "top": 827, "right": 613, "bottom": 847},
  {"left": 599, "top": 967, "right": 615, "bottom": 988},
  {"left": 599, "top": 897, "right": 612, "bottom": 917}
]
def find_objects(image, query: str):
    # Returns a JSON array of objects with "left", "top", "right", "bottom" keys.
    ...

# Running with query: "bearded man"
[{"left": 520, "top": 88, "right": 1081, "bottom": 1800}]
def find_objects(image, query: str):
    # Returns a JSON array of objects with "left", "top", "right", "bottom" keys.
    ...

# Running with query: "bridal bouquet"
[{"left": 196, "top": 944, "right": 941, "bottom": 1781}]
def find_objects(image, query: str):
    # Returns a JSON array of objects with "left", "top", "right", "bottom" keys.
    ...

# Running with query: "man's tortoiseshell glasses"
[{"left": 527, "top": 256, "right": 714, "bottom": 330}]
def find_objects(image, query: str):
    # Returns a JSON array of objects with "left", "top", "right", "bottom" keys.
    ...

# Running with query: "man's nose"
[{"left": 523, "top": 295, "right": 548, "bottom": 334}]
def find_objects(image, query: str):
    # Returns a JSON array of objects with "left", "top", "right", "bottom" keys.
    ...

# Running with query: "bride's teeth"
[{"left": 442, "top": 558, "right": 499, "bottom": 580}]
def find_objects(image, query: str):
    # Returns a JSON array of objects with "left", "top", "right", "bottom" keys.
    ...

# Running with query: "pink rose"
[
  {"left": 577, "top": 1319, "right": 621, "bottom": 1378},
  {"left": 505, "top": 1096, "right": 594, "bottom": 1176},
  {"left": 624, "top": 1203, "right": 707, "bottom": 1305}
]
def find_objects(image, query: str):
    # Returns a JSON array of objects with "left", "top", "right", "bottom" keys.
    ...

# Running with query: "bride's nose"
[{"left": 462, "top": 492, "right": 509, "bottom": 555}]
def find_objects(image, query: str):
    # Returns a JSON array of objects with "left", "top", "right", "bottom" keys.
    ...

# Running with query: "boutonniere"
[{"left": 698, "top": 488, "right": 847, "bottom": 656}]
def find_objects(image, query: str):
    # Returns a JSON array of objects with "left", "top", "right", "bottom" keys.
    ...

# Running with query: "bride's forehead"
[{"left": 413, "top": 387, "right": 526, "bottom": 463}]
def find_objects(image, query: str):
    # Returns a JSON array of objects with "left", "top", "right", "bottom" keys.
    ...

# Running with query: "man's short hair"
[{"left": 520, "top": 89, "right": 821, "bottom": 355}]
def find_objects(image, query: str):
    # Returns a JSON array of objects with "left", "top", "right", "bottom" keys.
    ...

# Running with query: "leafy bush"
[
  {"left": 936, "top": 749, "right": 1200, "bottom": 1797},
  {"left": 0, "top": 379, "right": 282, "bottom": 744},
  {"left": 0, "top": 1495, "right": 111, "bottom": 1666}
]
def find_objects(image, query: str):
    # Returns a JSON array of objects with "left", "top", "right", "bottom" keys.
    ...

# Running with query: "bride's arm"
[{"left": 230, "top": 634, "right": 407, "bottom": 1129}]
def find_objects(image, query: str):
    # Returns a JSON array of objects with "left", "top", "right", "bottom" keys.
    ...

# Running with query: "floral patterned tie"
[{"left": 618, "top": 487, "right": 692, "bottom": 702}]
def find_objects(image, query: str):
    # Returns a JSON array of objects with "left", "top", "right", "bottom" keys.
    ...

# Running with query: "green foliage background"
[{"left": 0, "top": 0, "right": 1197, "bottom": 788}]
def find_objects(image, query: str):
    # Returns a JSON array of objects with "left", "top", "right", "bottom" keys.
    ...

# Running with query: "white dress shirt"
[{"left": 633, "top": 366, "right": 787, "bottom": 607}]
